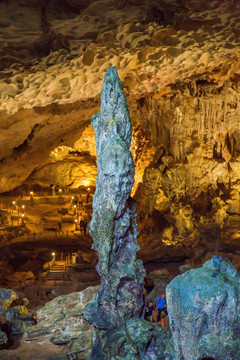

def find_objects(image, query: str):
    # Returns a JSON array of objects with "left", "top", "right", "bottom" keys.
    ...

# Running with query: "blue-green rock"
[
  {"left": 0, "top": 329, "right": 7, "bottom": 346},
  {"left": 166, "top": 255, "right": 240, "bottom": 360},
  {"left": 83, "top": 67, "right": 170, "bottom": 359},
  {"left": 83, "top": 65, "right": 145, "bottom": 334}
]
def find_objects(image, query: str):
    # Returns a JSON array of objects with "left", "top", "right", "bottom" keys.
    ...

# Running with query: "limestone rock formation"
[
  {"left": 0, "top": 329, "right": 8, "bottom": 346},
  {"left": 82, "top": 66, "right": 147, "bottom": 359},
  {"left": 0, "top": 288, "right": 35, "bottom": 348},
  {"left": 166, "top": 255, "right": 240, "bottom": 360},
  {"left": 24, "top": 286, "right": 98, "bottom": 359},
  {"left": 0, "top": 288, "right": 17, "bottom": 311},
  {"left": 0, "top": 1, "right": 240, "bottom": 268}
]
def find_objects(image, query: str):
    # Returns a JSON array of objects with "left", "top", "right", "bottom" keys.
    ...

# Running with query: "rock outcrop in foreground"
[
  {"left": 166, "top": 255, "right": 240, "bottom": 360},
  {"left": 24, "top": 286, "right": 98, "bottom": 359},
  {"left": 83, "top": 67, "right": 170, "bottom": 359}
]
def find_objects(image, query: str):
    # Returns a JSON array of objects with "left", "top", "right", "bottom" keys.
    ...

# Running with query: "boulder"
[
  {"left": 0, "top": 288, "right": 17, "bottom": 311},
  {"left": 24, "top": 286, "right": 98, "bottom": 359},
  {"left": 9, "top": 320, "right": 33, "bottom": 335},
  {"left": 166, "top": 255, "right": 240, "bottom": 360},
  {"left": 103, "top": 319, "right": 172, "bottom": 360},
  {"left": 0, "top": 329, "right": 7, "bottom": 346}
]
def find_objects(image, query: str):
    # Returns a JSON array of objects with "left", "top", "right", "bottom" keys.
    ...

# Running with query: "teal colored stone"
[
  {"left": 166, "top": 255, "right": 240, "bottom": 360},
  {"left": 83, "top": 66, "right": 172, "bottom": 360}
]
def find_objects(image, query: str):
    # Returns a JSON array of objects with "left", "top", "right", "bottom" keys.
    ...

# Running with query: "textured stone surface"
[
  {"left": 27, "top": 153, "right": 97, "bottom": 189},
  {"left": 0, "top": 329, "right": 8, "bottom": 346},
  {"left": 102, "top": 319, "right": 172, "bottom": 360},
  {"left": 82, "top": 66, "right": 146, "bottom": 359},
  {"left": 166, "top": 255, "right": 240, "bottom": 360},
  {"left": 24, "top": 286, "right": 98, "bottom": 359},
  {"left": 0, "top": 288, "right": 17, "bottom": 311}
]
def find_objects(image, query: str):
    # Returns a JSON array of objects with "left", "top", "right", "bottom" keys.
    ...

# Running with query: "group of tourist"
[
  {"left": 145, "top": 294, "right": 168, "bottom": 324},
  {"left": 72, "top": 192, "right": 90, "bottom": 206},
  {"left": 58, "top": 217, "right": 88, "bottom": 235}
]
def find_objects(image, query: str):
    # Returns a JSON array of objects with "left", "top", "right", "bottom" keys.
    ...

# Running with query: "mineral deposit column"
[{"left": 83, "top": 67, "right": 145, "bottom": 359}]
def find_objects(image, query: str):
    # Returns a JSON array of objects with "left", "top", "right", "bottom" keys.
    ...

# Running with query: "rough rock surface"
[
  {"left": 0, "top": 329, "right": 8, "bottom": 346},
  {"left": 82, "top": 66, "right": 146, "bottom": 358},
  {"left": 166, "top": 255, "right": 240, "bottom": 360},
  {"left": 23, "top": 286, "right": 98, "bottom": 359},
  {"left": 0, "top": 288, "right": 17, "bottom": 311},
  {"left": 0, "top": 288, "right": 34, "bottom": 349},
  {"left": 83, "top": 67, "right": 171, "bottom": 359}
]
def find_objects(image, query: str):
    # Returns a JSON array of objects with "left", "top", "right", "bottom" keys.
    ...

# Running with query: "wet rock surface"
[{"left": 166, "top": 255, "right": 240, "bottom": 360}]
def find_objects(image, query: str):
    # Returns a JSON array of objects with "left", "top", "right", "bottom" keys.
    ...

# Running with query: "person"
[
  {"left": 79, "top": 194, "right": 83, "bottom": 209},
  {"left": 156, "top": 294, "right": 167, "bottom": 322},
  {"left": 145, "top": 301, "right": 154, "bottom": 322},
  {"left": 58, "top": 221, "right": 63, "bottom": 234},
  {"left": 80, "top": 218, "right": 84, "bottom": 235},
  {"left": 86, "top": 192, "right": 90, "bottom": 203},
  {"left": 83, "top": 219, "right": 87, "bottom": 235}
]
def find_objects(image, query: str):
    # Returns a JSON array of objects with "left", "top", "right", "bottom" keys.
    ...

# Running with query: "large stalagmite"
[
  {"left": 83, "top": 66, "right": 146, "bottom": 357},
  {"left": 82, "top": 67, "right": 171, "bottom": 360}
]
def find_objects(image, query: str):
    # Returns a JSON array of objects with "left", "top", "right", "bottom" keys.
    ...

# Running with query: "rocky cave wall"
[{"left": 1, "top": 0, "right": 240, "bottom": 267}]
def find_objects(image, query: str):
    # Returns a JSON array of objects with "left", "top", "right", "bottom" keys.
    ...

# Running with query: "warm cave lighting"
[
  {"left": 82, "top": 179, "right": 91, "bottom": 187},
  {"left": 71, "top": 196, "right": 74, "bottom": 200},
  {"left": 52, "top": 252, "right": 55, "bottom": 256},
  {"left": 75, "top": 219, "right": 78, "bottom": 230},
  {"left": 12, "top": 201, "right": 16, "bottom": 205},
  {"left": 59, "top": 189, "right": 62, "bottom": 193},
  {"left": 87, "top": 188, "right": 90, "bottom": 191}
]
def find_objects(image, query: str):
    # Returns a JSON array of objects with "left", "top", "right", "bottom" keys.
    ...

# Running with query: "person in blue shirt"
[{"left": 156, "top": 294, "right": 167, "bottom": 322}]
